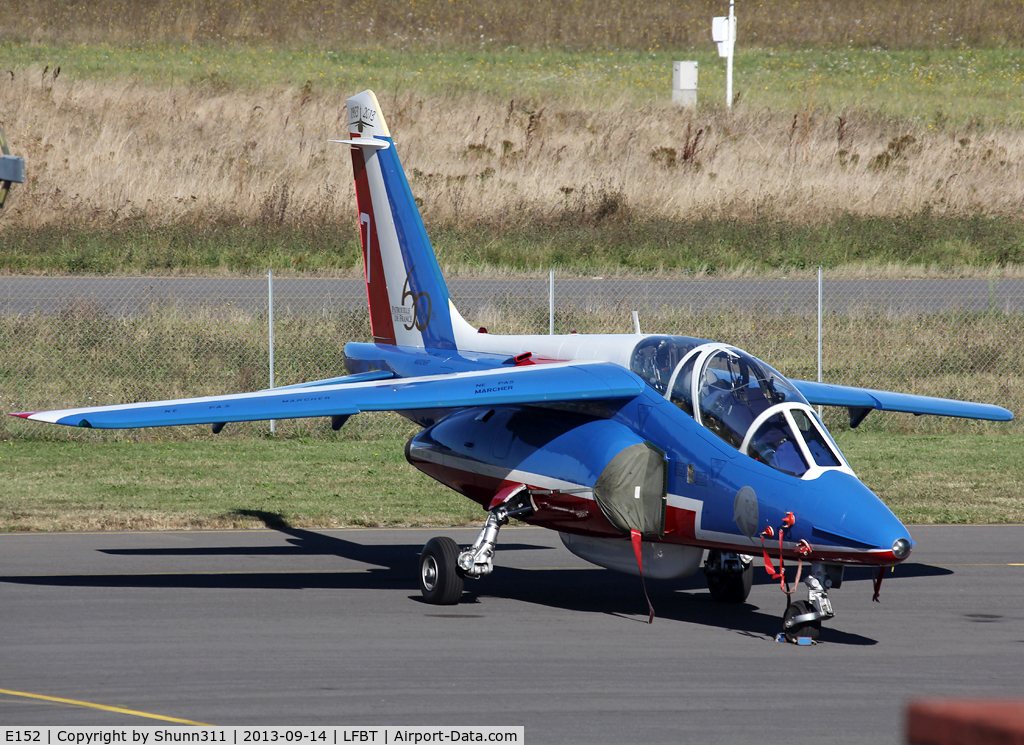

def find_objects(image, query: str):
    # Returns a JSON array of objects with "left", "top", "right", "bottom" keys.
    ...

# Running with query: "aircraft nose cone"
[
  {"left": 807, "top": 470, "right": 913, "bottom": 562},
  {"left": 892, "top": 537, "right": 912, "bottom": 560}
]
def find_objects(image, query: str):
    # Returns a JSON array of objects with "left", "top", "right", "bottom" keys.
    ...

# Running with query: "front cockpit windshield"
[
  {"left": 631, "top": 337, "right": 850, "bottom": 479},
  {"left": 746, "top": 412, "right": 809, "bottom": 477}
]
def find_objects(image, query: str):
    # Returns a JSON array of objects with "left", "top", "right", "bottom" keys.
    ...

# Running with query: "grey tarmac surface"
[
  {"left": 1, "top": 524, "right": 1022, "bottom": 743},
  {"left": 2, "top": 276, "right": 1023, "bottom": 317}
]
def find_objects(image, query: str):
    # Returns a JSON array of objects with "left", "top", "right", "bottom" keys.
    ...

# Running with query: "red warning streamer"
[
  {"left": 872, "top": 566, "right": 885, "bottom": 602},
  {"left": 759, "top": 512, "right": 810, "bottom": 596},
  {"left": 630, "top": 529, "right": 655, "bottom": 625}
]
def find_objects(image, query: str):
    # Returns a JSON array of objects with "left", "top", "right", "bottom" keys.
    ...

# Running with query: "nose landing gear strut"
[
  {"left": 781, "top": 563, "right": 841, "bottom": 643},
  {"left": 761, "top": 514, "right": 847, "bottom": 644}
]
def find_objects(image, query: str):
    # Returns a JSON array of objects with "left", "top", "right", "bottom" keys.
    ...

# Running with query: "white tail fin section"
[{"left": 334, "top": 90, "right": 476, "bottom": 350}]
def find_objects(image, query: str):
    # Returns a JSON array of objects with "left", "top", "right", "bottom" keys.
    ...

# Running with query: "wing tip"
[{"left": 8, "top": 412, "right": 36, "bottom": 419}]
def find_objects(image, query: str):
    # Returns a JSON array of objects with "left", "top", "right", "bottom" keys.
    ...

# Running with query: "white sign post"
[{"left": 711, "top": 0, "right": 737, "bottom": 109}]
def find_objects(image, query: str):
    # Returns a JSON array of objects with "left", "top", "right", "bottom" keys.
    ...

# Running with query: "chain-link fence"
[{"left": 2, "top": 270, "right": 1020, "bottom": 440}]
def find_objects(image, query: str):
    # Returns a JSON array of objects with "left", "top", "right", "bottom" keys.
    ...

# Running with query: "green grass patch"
[
  {"left": 3, "top": 43, "right": 1024, "bottom": 127},
  {"left": 0, "top": 223, "right": 363, "bottom": 275},
  {"left": 0, "top": 434, "right": 480, "bottom": 532},
  {"left": 4, "top": 212, "right": 1024, "bottom": 275},
  {"left": 432, "top": 211, "right": 1024, "bottom": 273},
  {"left": 0, "top": 431, "right": 1019, "bottom": 531},
  {"left": 834, "top": 430, "right": 1024, "bottom": 524}
]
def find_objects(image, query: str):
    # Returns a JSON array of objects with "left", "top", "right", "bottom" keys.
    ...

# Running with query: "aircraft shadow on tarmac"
[
  {"left": 463, "top": 569, "right": 887, "bottom": 645},
  {"left": 2, "top": 511, "right": 952, "bottom": 645}
]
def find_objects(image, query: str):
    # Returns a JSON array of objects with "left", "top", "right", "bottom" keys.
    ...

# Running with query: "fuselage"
[{"left": 345, "top": 330, "right": 914, "bottom": 569}]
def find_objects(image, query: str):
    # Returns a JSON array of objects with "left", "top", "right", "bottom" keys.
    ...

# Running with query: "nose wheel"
[
  {"left": 776, "top": 562, "right": 840, "bottom": 644},
  {"left": 782, "top": 600, "right": 822, "bottom": 643}
]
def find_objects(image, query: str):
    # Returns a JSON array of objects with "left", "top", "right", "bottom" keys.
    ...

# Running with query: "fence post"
[
  {"left": 817, "top": 266, "right": 823, "bottom": 417},
  {"left": 549, "top": 268, "right": 554, "bottom": 335},
  {"left": 268, "top": 269, "right": 276, "bottom": 435}
]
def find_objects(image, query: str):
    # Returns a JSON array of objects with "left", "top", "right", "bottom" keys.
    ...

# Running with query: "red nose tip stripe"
[{"left": 9, "top": 412, "right": 36, "bottom": 418}]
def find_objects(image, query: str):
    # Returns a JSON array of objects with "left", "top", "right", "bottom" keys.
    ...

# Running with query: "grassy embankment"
[{"left": 1, "top": 21, "right": 1023, "bottom": 273}]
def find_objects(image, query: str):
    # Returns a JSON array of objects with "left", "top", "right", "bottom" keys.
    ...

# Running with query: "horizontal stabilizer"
[
  {"left": 792, "top": 379, "right": 1013, "bottom": 422},
  {"left": 328, "top": 138, "right": 390, "bottom": 150},
  {"left": 12, "top": 362, "right": 644, "bottom": 430}
]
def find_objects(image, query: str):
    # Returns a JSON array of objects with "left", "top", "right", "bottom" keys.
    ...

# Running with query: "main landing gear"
[
  {"left": 781, "top": 563, "right": 841, "bottom": 643},
  {"left": 418, "top": 488, "right": 534, "bottom": 605},
  {"left": 703, "top": 550, "right": 754, "bottom": 603}
]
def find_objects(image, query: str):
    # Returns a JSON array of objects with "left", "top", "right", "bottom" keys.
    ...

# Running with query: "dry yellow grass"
[
  {"left": 2, "top": 70, "right": 1023, "bottom": 234},
  {"left": 5, "top": 0, "right": 1023, "bottom": 50}
]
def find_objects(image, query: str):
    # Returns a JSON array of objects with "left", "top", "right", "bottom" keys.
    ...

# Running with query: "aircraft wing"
[
  {"left": 11, "top": 361, "right": 644, "bottom": 430},
  {"left": 792, "top": 379, "right": 1013, "bottom": 422}
]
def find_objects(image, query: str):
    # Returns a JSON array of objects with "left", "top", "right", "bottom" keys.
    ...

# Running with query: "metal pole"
[
  {"left": 269, "top": 269, "right": 276, "bottom": 435},
  {"left": 817, "top": 265, "right": 823, "bottom": 417},
  {"left": 726, "top": 0, "right": 735, "bottom": 109},
  {"left": 549, "top": 268, "right": 554, "bottom": 335}
]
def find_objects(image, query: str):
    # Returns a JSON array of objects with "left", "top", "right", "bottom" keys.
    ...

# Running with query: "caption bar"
[{"left": 2, "top": 729, "right": 523, "bottom": 745}]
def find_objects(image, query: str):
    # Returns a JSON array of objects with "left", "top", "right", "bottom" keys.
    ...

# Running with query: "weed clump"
[{"left": 869, "top": 134, "right": 918, "bottom": 171}]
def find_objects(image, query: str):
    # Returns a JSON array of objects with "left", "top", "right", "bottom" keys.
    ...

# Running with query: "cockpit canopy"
[{"left": 630, "top": 336, "right": 850, "bottom": 479}]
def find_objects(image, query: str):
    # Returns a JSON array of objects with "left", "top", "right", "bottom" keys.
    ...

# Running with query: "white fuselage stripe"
[
  {"left": 411, "top": 445, "right": 705, "bottom": 516},
  {"left": 364, "top": 149, "right": 423, "bottom": 348}
]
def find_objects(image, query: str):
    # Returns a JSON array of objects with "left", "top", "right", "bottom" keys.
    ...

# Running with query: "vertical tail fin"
[{"left": 335, "top": 90, "right": 471, "bottom": 349}]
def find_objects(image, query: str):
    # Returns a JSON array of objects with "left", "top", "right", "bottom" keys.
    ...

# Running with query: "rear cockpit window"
[
  {"left": 668, "top": 355, "right": 697, "bottom": 417},
  {"left": 629, "top": 336, "right": 705, "bottom": 394}
]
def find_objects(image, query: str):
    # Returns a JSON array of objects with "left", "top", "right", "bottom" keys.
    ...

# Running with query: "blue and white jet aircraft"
[{"left": 14, "top": 90, "right": 1013, "bottom": 641}]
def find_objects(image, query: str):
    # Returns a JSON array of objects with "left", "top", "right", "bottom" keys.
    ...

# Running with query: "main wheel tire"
[
  {"left": 782, "top": 599, "right": 821, "bottom": 643},
  {"left": 419, "top": 537, "right": 465, "bottom": 605},
  {"left": 706, "top": 553, "right": 754, "bottom": 603}
]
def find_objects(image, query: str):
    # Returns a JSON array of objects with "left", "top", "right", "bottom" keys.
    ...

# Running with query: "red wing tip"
[{"left": 9, "top": 412, "right": 36, "bottom": 419}]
